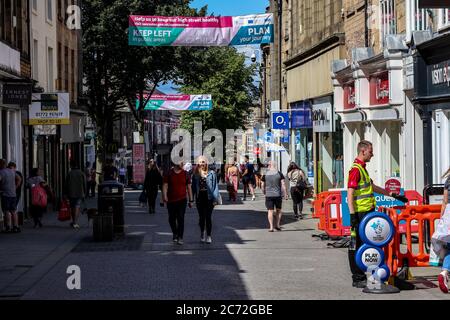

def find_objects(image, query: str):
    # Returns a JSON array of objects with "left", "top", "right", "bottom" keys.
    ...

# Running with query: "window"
[
  {"left": 32, "top": 0, "right": 37, "bottom": 11},
  {"left": 438, "top": 9, "right": 450, "bottom": 29},
  {"left": 48, "top": 47, "right": 54, "bottom": 91},
  {"left": 57, "top": 42, "right": 62, "bottom": 89},
  {"left": 46, "top": 0, "right": 53, "bottom": 22},
  {"left": 406, "top": 0, "right": 432, "bottom": 40},
  {"left": 71, "top": 49, "right": 75, "bottom": 102},
  {"left": 64, "top": 46, "right": 69, "bottom": 90},
  {"left": 380, "top": 0, "right": 397, "bottom": 45},
  {"left": 33, "top": 39, "right": 39, "bottom": 80}
]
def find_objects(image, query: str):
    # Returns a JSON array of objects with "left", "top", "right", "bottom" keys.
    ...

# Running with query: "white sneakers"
[
  {"left": 206, "top": 236, "right": 212, "bottom": 244},
  {"left": 200, "top": 232, "right": 206, "bottom": 243},
  {"left": 438, "top": 271, "right": 449, "bottom": 293},
  {"left": 252, "top": 195, "right": 256, "bottom": 201}
]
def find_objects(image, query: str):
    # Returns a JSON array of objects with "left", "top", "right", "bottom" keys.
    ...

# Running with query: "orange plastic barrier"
[
  {"left": 312, "top": 191, "right": 341, "bottom": 231},
  {"left": 383, "top": 204, "right": 441, "bottom": 277},
  {"left": 323, "top": 193, "right": 351, "bottom": 237}
]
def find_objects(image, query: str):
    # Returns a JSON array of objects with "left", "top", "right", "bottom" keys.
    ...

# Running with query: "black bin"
[{"left": 95, "top": 181, "right": 125, "bottom": 241}]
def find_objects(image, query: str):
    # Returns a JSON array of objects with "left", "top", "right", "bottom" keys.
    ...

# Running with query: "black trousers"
[
  {"left": 290, "top": 187, "right": 304, "bottom": 216},
  {"left": 146, "top": 189, "right": 158, "bottom": 214},
  {"left": 167, "top": 199, "right": 187, "bottom": 239},
  {"left": 197, "top": 192, "right": 214, "bottom": 236},
  {"left": 348, "top": 210, "right": 372, "bottom": 282}
]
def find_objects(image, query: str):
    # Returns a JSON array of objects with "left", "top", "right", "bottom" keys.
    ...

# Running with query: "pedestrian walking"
[
  {"left": 144, "top": 159, "right": 163, "bottom": 214},
  {"left": 333, "top": 154, "right": 344, "bottom": 188},
  {"left": 241, "top": 155, "right": 256, "bottom": 201},
  {"left": 87, "top": 163, "right": 97, "bottom": 198},
  {"left": 192, "top": 156, "right": 220, "bottom": 244},
  {"left": 287, "top": 162, "right": 307, "bottom": 220},
  {"left": 64, "top": 161, "right": 86, "bottom": 229},
  {"left": 103, "top": 159, "right": 118, "bottom": 182},
  {"left": 162, "top": 161, "right": 193, "bottom": 245},
  {"left": 261, "top": 160, "right": 288, "bottom": 232},
  {"left": 119, "top": 165, "right": 127, "bottom": 185},
  {"left": 27, "top": 168, "right": 48, "bottom": 228},
  {"left": 0, "top": 159, "right": 22, "bottom": 232},
  {"left": 226, "top": 160, "right": 239, "bottom": 202},
  {"left": 347, "top": 140, "right": 407, "bottom": 288},
  {"left": 431, "top": 167, "right": 450, "bottom": 293},
  {"left": 7, "top": 162, "right": 23, "bottom": 210}
]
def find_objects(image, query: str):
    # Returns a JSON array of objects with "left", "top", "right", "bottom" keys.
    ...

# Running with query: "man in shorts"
[
  {"left": 261, "top": 160, "right": 288, "bottom": 232},
  {"left": 0, "top": 159, "right": 22, "bottom": 232}
]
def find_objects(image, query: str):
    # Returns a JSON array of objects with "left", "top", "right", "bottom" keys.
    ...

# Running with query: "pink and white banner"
[{"left": 128, "top": 14, "right": 274, "bottom": 46}]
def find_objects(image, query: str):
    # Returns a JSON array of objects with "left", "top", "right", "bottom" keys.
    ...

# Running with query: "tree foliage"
[{"left": 177, "top": 47, "right": 258, "bottom": 134}]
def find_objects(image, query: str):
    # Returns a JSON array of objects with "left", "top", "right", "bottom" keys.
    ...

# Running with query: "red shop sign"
[
  {"left": 343, "top": 83, "right": 356, "bottom": 109},
  {"left": 370, "top": 72, "right": 389, "bottom": 105},
  {"left": 385, "top": 178, "right": 401, "bottom": 194}
]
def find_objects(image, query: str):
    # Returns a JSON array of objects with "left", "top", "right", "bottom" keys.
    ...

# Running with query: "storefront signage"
[
  {"left": 343, "top": 83, "right": 356, "bottom": 109},
  {"left": 2, "top": 83, "right": 32, "bottom": 105},
  {"left": 431, "top": 61, "right": 450, "bottom": 86},
  {"left": 423, "top": 59, "right": 450, "bottom": 96},
  {"left": 272, "top": 112, "right": 290, "bottom": 129},
  {"left": 369, "top": 73, "right": 389, "bottom": 105},
  {"left": 29, "top": 93, "right": 70, "bottom": 125},
  {"left": 290, "top": 101, "right": 312, "bottom": 128},
  {"left": 312, "top": 99, "right": 334, "bottom": 132},
  {"left": 129, "top": 14, "right": 274, "bottom": 47},
  {"left": 132, "top": 143, "right": 146, "bottom": 184}
]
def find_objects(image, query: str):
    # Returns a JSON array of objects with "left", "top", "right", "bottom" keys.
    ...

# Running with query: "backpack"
[{"left": 31, "top": 184, "right": 48, "bottom": 207}]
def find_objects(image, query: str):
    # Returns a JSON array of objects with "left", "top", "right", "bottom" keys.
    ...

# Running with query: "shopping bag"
[
  {"left": 430, "top": 204, "right": 450, "bottom": 266},
  {"left": 58, "top": 200, "right": 71, "bottom": 222}
]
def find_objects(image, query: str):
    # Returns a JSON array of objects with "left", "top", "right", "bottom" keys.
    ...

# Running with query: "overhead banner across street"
[
  {"left": 128, "top": 14, "right": 274, "bottom": 46},
  {"left": 137, "top": 94, "right": 212, "bottom": 111}
]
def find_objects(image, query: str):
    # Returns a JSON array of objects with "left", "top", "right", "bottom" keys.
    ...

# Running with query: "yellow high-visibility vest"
[{"left": 350, "top": 162, "right": 376, "bottom": 213}]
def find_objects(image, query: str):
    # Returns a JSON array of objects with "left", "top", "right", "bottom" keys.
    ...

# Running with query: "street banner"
[
  {"left": 128, "top": 14, "right": 273, "bottom": 47},
  {"left": 137, "top": 94, "right": 212, "bottom": 111},
  {"left": 132, "top": 144, "right": 146, "bottom": 185},
  {"left": 29, "top": 93, "right": 70, "bottom": 125}
]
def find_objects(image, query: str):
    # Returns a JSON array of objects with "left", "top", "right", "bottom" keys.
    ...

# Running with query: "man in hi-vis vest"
[{"left": 347, "top": 140, "right": 406, "bottom": 288}]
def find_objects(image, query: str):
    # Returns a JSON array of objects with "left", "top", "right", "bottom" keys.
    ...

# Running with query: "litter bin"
[{"left": 95, "top": 181, "right": 125, "bottom": 241}]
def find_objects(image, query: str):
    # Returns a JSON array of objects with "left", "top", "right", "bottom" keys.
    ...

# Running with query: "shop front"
[
  {"left": 413, "top": 32, "right": 450, "bottom": 185},
  {"left": 333, "top": 44, "right": 409, "bottom": 187}
]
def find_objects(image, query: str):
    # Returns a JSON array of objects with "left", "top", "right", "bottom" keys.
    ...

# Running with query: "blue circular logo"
[
  {"left": 355, "top": 244, "right": 385, "bottom": 272},
  {"left": 359, "top": 212, "right": 395, "bottom": 247}
]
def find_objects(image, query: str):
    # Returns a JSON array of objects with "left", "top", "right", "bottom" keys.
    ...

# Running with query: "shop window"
[{"left": 389, "top": 123, "right": 400, "bottom": 178}]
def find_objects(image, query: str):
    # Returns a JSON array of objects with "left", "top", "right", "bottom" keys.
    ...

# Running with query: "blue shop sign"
[
  {"left": 290, "top": 101, "right": 312, "bottom": 128},
  {"left": 272, "top": 112, "right": 290, "bottom": 129}
]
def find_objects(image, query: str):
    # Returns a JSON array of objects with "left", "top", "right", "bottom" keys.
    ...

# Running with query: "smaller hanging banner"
[{"left": 137, "top": 94, "right": 212, "bottom": 111}]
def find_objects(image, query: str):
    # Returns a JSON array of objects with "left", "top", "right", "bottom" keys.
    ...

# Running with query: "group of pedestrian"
[
  {"left": 158, "top": 156, "right": 220, "bottom": 245},
  {"left": 224, "top": 155, "right": 259, "bottom": 202}
]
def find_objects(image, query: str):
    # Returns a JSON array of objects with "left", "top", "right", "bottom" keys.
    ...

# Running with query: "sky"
[
  {"left": 158, "top": 0, "right": 269, "bottom": 94},
  {"left": 190, "top": 0, "right": 269, "bottom": 16}
]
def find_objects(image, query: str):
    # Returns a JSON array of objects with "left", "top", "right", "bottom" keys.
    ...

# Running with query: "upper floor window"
[
  {"left": 46, "top": 0, "right": 53, "bottom": 22},
  {"left": 32, "top": 0, "right": 37, "bottom": 11},
  {"left": 438, "top": 9, "right": 450, "bottom": 29},
  {"left": 406, "top": 0, "right": 432, "bottom": 40},
  {"left": 380, "top": 0, "right": 397, "bottom": 45}
]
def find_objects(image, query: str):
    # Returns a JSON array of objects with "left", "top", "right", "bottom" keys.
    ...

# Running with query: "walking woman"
[
  {"left": 144, "top": 159, "right": 163, "bottom": 214},
  {"left": 432, "top": 167, "right": 450, "bottom": 293},
  {"left": 27, "top": 168, "right": 48, "bottom": 228},
  {"left": 287, "top": 162, "right": 307, "bottom": 220},
  {"left": 226, "top": 160, "right": 239, "bottom": 202},
  {"left": 191, "top": 156, "right": 220, "bottom": 244}
]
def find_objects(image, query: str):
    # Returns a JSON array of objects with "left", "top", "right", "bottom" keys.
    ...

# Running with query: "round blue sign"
[
  {"left": 355, "top": 244, "right": 385, "bottom": 272},
  {"left": 359, "top": 212, "right": 395, "bottom": 248}
]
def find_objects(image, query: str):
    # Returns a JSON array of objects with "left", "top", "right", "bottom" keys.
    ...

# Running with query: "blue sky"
[
  {"left": 159, "top": 0, "right": 269, "bottom": 93},
  {"left": 190, "top": 0, "right": 269, "bottom": 16}
]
